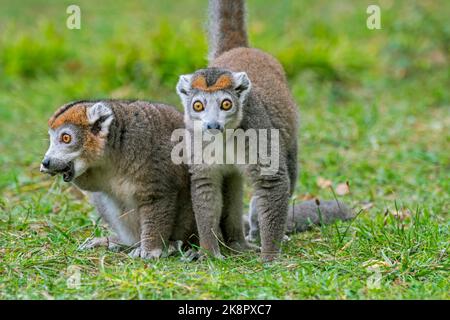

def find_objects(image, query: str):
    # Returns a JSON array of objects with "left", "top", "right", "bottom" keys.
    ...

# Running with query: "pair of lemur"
[{"left": 40, "top": 0, "right": 352, "bottom": 261}]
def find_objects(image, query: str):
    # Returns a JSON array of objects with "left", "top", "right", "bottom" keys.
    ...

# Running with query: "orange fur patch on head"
[
  {"left": 191, "top": 75, "right": 208, "bottom": 91},
  {"left": 48, "top": 105, "right": 89, "bottom": 129},
  {"left": 191, "top": 74, "right": 233, "bottom": 92}
]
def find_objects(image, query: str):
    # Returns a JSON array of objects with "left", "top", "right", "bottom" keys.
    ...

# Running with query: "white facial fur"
[
  {"left": 176, "top": 71, "right": 251, "bottom": 131},
  {"left": 42, "top": 125, "right": 85, "bottom": 177}
]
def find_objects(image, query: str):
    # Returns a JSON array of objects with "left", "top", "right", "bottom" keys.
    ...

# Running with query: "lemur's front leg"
[
  {"left": 130, "top": 195, "right": 177, "bottom": 260},
  {"left": 190, "top": 169, "right": 224, "bottom": 259},
  {"left": 249, "top": 165, "right": 290, "bottom": 262},
  {"left": 222, "top": 172, "right": 259, "bottom": 253}
]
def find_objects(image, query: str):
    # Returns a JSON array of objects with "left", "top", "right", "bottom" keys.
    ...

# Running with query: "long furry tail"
[
  {"left": 208, "top": 0, "right": 249, "bottom": 62},
  {"left": 245, "top": 198, "right": 354, "bottom": 241},
  {"left": 286, "top": 200, "right": 354, "bottom": 233}
]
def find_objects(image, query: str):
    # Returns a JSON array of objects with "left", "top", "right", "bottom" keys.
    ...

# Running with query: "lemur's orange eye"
[
  {"left": 221, "top": 99, "right": 233, "bottom": 110},
  {"left": 61, "top": 133, "right": 72, "bottom": 144},
  {"left": 193, "top": 101, "right": 204, "bottom": 112}
]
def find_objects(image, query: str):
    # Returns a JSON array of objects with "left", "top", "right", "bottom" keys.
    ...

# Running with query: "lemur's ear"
[
  {"left": 87, "top": 102, "right": 114, "bottom": 137},
  {"left": 232, "top": 72, "right": 251, "bottom": 101},
  {"left": 176, "top": 74, "right": 193, "bottom": 106}
]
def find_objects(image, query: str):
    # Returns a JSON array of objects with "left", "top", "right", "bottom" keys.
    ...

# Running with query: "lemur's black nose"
[
  {"left": 206, "top": 122, "right": 222, "bottom": 130},
  {"left": 41, "top": 158, "right": 50, "bottom": 169}
]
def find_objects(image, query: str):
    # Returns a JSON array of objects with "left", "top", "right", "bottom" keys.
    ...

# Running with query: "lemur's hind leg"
[
  {"left": 248, "top": 164, "right": 290, "bottom": 262},
  {"left": 221, "top": 172, "right": 259, "bottom": 253},
  {"left": 245, "top": 140, "right": 297, "bottom": 245},
  {"left": 130, "top": 194, "right": 178, "bottom": 260},
  {"left": 246, "top": 195, "right": 292, "bottom": 243}
]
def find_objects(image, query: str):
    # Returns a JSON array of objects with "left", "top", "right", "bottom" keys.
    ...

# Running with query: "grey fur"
[
  {"left": 41, "top": 100, "right": 197, "bottom": 259},
  {"left": 177, "top": 0, "right": 299, "bottom": 261}
]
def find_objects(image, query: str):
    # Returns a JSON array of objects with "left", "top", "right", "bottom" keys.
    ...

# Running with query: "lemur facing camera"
[
  {"left": 40, "top": 100, "right": 197, "bottom": 259},
  {"left": 176, "top": 0, "right": 300, "bottom": 261}
]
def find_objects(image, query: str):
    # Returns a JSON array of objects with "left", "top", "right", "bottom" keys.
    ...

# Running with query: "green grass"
[{"left": 0, "top": 0, "right": 449, "bottom": 299}]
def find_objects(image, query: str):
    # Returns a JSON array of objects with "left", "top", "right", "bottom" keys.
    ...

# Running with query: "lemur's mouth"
[
  {"left": 40, "top": 161, "right": 74, "bottom": 181},
  {"left": 62, "top": 162, "right": 75, "bottom": 182},
  {"left": 205, "top": 128, "right": 224, "bottom": 134}
]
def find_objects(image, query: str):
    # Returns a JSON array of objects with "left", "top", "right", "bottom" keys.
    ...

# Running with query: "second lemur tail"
[{"left": 208, "top": 0, "right": 249, "bottom": 62}]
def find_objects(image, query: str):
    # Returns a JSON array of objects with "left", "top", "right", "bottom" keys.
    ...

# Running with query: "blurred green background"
[{"left": 0, "top": 0, "right": 448, "bottom": 299}]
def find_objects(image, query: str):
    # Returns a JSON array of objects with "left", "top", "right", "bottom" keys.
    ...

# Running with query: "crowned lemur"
[
  {"left": 176, "top": 0, "right": 304, "bottom": 261},
  {"left": 40, "top": 100, "right": 197, "bottom": 259}
]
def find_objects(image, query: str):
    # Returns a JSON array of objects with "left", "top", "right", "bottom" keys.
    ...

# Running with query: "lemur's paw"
[
  {"left": 165, "top": 240, "right": 183, "bottom": 257},
  {"left": 128, "top": 247, "right": 142, "bottom": 258},
  {"left": 129, "top": 247, "right": 163, "bottom": 260},
  {"left": 228, "top": 240, "right": 260, "bottom": 253},
  {"left": 180, "top": 249, "right": 203, "bottom": 262},
  {"left": 79, "top": 237, "right": 125, "bottom": 252},
  {"left": 78, "top": 237, "right": 108, "bottom": 251},
  {"left": 181, "top": 249, "right": 224, "bottom": 262}
]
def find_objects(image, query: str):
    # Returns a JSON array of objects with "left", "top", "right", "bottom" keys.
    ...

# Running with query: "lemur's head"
[
  {"left": 176, "top": 68, "right": 251, "bottom": 132},
  {"left": 40, "top": 101, "right": 114, "bottom": 182}
]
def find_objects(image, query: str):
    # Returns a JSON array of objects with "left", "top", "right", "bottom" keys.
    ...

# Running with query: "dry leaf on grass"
[
  {"left": 316, "top": 177, "right": 332, "bottom": 189},
  {"left": 336, "top": 181, "right": 350, "bottom": 195}
]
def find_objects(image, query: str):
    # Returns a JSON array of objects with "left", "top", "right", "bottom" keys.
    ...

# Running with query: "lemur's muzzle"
[
  {"left": 205, "top": 122, "right": 223, "bottom": 132},
  {"left": 40, "top": 158, "right": 75, "bottom": 182}
]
